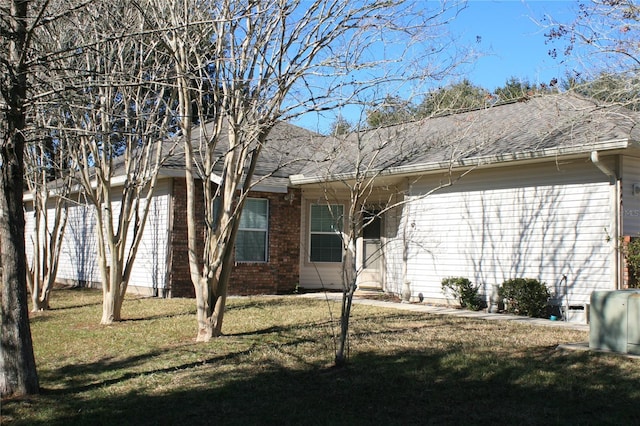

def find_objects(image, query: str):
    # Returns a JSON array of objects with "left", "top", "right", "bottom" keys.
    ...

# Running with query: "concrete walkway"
[{"left": 299, "top": 291, "right": 590, "bottom": 332}]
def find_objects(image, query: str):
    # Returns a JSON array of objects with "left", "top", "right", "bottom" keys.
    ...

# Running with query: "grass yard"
[{"left": 2, "top": 288, "right": 639, "bottom": 425}]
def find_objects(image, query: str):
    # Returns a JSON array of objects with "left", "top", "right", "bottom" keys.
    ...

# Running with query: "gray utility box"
[{"left": 589, "top": 290, "right": 640, "bottom": 355}]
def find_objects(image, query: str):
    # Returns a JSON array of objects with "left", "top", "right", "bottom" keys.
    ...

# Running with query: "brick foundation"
[{"left": 167, "top": 178, "right": 301, "bottom": 297}]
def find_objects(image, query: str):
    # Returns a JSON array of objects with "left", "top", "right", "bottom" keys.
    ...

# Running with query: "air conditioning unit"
[{"left": 589, "top": 290, "right": 640, "bottom": 355}]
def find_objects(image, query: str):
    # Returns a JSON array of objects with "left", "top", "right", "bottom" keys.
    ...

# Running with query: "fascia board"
[{"left": 289, "top": 139, "right": 630, "bottom": 185}]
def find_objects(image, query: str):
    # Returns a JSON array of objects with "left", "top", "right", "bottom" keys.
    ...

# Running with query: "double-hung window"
[
  {"left": 236, "top": 198, "right": 269, "bottom": 262},
  {"left": 310, "top": 204, "right": 344, "bottom": 263}
]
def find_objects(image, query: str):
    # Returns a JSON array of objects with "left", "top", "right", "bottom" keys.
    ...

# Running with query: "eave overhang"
[{"left": 289, "top": 138, "right": 632, "bottom": 186}]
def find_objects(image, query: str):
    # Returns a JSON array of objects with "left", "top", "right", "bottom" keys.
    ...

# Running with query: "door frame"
[{"left": 356, "top": 208, "right": 384, "bottom": 290}]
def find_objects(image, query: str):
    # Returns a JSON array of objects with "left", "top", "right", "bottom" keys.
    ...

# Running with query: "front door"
[{"left": 358, "top": 210, "right": 383, "bottom": 289}]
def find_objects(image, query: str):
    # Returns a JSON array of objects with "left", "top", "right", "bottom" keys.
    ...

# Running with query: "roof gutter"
[
  {"left": 290, "top": 139, "right": 630, "bottom": 186},
  {"left": 590, "top": 150, "right": 617, "bottom": 184}
]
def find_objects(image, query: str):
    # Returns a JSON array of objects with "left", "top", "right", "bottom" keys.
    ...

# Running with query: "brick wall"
[
  {"left": 166, "top": 178, "right": 199, "bottom": 297},
  {"left": 167, "top": 178, "right": 301, "bottom": 297}
]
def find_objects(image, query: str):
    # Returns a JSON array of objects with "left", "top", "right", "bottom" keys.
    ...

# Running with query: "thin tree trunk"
[
  {"left": 210, "top": 236, "right": 237, "bottom": 337},
  {"left": 37, "top": 193, "right": 69, "bottom": 310},
  {"left": 27, "top": 195, "right": 66, "bottom": 312},
  {"left": 194, "top": 272, "right": 228, "bottom": 341},
  {"left": 195, "top": 277, "right": 212, "bottom": 341},
  {"left": 335, "top": 282, "right": 356, "bottom": 367}
]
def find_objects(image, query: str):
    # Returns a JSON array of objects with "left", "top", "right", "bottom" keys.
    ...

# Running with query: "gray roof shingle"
[
  {"left": 291, "top": 92, "right": 640, "bottom": 183},
  {"left": 142, "top": 92, "right": 639, "bottom": 188}
]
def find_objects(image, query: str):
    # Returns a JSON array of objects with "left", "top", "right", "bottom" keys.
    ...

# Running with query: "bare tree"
[
  {"left": 543, "top": 0, "right": 640, "bottom": 105},
  {"left": 23, "top": 118, "right": 73, "bottom": 312},
  {"left": 545, "top": 0, "right": 639, "bottom": 68},
  {"left": 313, "top": 126, "right": 428, "bottom": 366},
  {"left": 39, "top": 0, "right": 179, "bottom": 324},
  {"left": 1, "top": 0, "right": 114, "bottom": 394},
  {"left": 300, "top": 110, "right": 479, "bottom": 365},
  {"left": 144, "top": 0, "right": 465, "bottom": 341}
]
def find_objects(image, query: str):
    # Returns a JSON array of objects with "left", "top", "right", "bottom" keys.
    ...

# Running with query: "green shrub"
[
  {"left": 498, "top": 278, "right": 550, "bottom": 317},
  {"left": 623, "top": 237, "right": 640, "bottom": 288},
  {"left": 441, "top": 277, "right": 482, "bottom": 311}
]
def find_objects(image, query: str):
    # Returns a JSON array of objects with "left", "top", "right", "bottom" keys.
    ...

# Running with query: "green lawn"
[{"left": 2, "top": 288, "right": 639, "bottom": 425}]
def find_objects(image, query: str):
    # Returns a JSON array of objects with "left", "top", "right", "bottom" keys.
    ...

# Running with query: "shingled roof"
[
  {"left": 290, "top": 92, "right": 640, "bottom": 185},
  {"left": 116, "top": 92, "right": 639, "bottom": 190},
  {"left": 157, "top": 120, "right": 325, "bottom": 192}
]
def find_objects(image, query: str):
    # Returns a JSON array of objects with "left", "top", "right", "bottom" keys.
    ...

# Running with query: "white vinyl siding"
[
  {"left": 236, "top": 198, "right": 269, "bottom": 262},
  {"left": 384, "top": 160, "right": 617, "bottom": 306},
  {"left": 60, "top": 199, "right": 101, "bottom": 284},
  {"left": 27, "top": 179, "right": 172, "bottom": 292},
  {"left": 25, "top": 194, "right": 100, "bottom": 285},
  {"left": 128, "top": 180, "right": 171, "bottom": 291}
]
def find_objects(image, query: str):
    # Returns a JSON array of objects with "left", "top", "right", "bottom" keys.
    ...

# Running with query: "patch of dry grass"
[{"left": 2, "top": 288, "right": 639, "bottom": 425}]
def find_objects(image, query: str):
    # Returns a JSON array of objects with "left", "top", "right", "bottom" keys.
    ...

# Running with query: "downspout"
[
  {"left": 164, "top": 179, "right": 176, "bottom": 298},
  {"left": 401, "top": 178, "right": 412, "bottom": 302},
  {"left": 590, "top": 151, "right": 622, "bottom": 290}
]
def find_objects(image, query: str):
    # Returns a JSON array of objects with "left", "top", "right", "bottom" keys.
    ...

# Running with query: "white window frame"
[{"left": 309, "top": 203, "right": 344, "bottom": 263}]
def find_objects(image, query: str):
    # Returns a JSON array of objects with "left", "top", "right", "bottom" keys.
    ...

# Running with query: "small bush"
[
  {"left": 623, "top": 237, "right": 640, "bottom": 288},
  {"left": 498, "top": 278, "right": 550, "bottom": 318},
  {"left": 441, "top": 277, "right": 482, "bottom": 311}
]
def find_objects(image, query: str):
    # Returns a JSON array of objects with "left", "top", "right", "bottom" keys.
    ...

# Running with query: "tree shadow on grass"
[
  {"left": 37, "top": 346, "right": 255, "bottom": 397},
  {"left": 122, "top": 310, "right": 195, "bottom": 322},
  {"left": 34, "top": 329, "right": 324, "bottom": 397},
  {"left": 226, "top": 317, "right": 335, "bottom": 338},
  {"left": 6, "top": 344, "right": 640, "bottom": 426},
  {"left": 42, "top": 287, "right": 103, "bottom": 311},
  {"left": 41, "top": 299, "right": 103, "bottom": 311},
  {"left": 6, "top": 296, "right": 637, "bottom": 425},
  {"left": 28, "top": 314, "right": 56, "bottom": 324},
  {"left": 224, "top": 296, "right": 326, "bottom": 312}
]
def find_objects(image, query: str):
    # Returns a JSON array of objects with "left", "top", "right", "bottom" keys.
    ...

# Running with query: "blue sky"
[
  {"left": 452, "top": 0, "right": 577, "bottom": 91},
  {"left": 295, "top": 0, "right": 580, "bottom": 132}
]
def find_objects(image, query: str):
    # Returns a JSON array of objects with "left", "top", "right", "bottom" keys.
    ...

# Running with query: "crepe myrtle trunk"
[
  {"left": 194, "top": 273, "right": 225, "bottom": 342},
  {"left": 194, "top": 205, "right": 241, "bottom": 342},
  {"left": 26, "top": 265, "right": 51, "bottom": 312},
  {"left": 27, "top": 201, "right": 67, "bottom": 312},
  {"left": 99, "top": 250, "right": 128, "bottom": 324}
]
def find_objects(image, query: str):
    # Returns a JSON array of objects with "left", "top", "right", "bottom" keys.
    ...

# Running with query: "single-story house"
[
  {"left": 25, "top": 93, "right": 640, "bottom": 322},
  {"left": 24, "top": 122, "right": 317, "bottom": 297}
]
